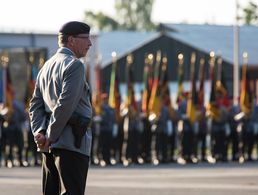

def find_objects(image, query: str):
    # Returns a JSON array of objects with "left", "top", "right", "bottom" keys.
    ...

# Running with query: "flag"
[
  {"left": 108, "top": 52, "right": 117, "bottom": 108},
  {"left": 159, "top": 54, "right": 176, "bottom": 120},
  {"left": 206, "top": 52, "right": 220, "bottom": 120},
  {"left": 176, "top": 53, "right": 184, "bottom": 103},
  {"left": 141, "top": 58, "right": 148, "bottom": 115},
  {"left": 5, "top": 65, "right": 14, "bottom": 117},
  {"left": 124, "top": 54, "right": 137, "bottom": 112},
  {"left": 141, "top": 53, "right": 154, "bottom": 116},
  {"left": 92, "top": 55, "right": 102, "bottom": 116},
  {"left": 108, "top": 52, "right": 121, "bottom": 120},
  {"left": 240, "top": 53, "right": 252, "bottom": 115},
  {"left": 24, "top": 52, "right": 41, "bottom": 110},
  {"left": 0, "top": 66, "right": 4, "bottom": 103},
  {"left": 215, "top": 57, "right": 230, "bottom": 108},
  {"left": 186, "top": 53, "right": 198, "bottom": 124},
  {"left": 148, "top": 50, "right": 162, "bottom": 120},
  {"left": 198, "top": 58, "right": 205, "bottom": 107},
  {"left": 159, "top": 54, "right": 170, "bottom": 103},
  {"left": 24, "top": 63, "right": 39, "bottom": 110},
  {"left": 0, "top": 54, "right": 15, "bottom": 121}
]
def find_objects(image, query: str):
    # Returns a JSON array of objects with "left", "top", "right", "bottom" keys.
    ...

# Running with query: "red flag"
[{"left": 215, "top": 57, "right": 230, "bottom": 108}]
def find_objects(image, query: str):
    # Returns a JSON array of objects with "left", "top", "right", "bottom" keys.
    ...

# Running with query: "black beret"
[{"left": 59, "top": 21, "right": 90, "bottom": 35}]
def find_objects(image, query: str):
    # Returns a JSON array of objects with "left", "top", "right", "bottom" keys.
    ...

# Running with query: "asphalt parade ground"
[{"left": 0, "top": 162, "right": 258, "bottom": 195}]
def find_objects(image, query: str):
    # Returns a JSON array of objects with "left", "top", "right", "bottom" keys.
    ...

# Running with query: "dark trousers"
[
  {"left": 42, "top": 149, "right": 89, "bottom": 195},
  {"left": 99, "top": 130, "right": 112, "bottom": 164}
]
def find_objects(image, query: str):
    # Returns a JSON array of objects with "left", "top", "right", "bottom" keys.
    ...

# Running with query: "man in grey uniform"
[{"left": 29, "top": 21, "right": 92, "bottom": 195}]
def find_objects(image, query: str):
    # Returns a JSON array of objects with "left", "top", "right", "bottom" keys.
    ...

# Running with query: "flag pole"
[
  {"left": 109, "top": 51, "right": 117, "bottom": 108},
  {"left": 1, "top": 52, "right": 9, "bottom": 105},
  {"left": 233, "top": 0, "right": 240, "bottom": 106}
]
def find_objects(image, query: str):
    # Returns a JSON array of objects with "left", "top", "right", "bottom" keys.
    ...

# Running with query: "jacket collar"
[{"left": 57, "top": 47, "right": 75, "bottom": 56}]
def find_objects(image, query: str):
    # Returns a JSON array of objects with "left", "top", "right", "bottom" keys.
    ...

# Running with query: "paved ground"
[{"left": 0, "top": 162, "right": 258, "bottom": 195}]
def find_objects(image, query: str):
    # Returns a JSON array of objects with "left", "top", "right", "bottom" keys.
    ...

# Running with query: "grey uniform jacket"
[{"left": 29, "top": 47, "right": 92, "bottom": 156}]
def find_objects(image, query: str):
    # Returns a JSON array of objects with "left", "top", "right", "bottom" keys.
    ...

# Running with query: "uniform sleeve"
[
  {"left": 46, "top": 60, "right": 85, "bottom": 143},
  {"left": 29, "top": 74, "right": 47, "bottom": 136}
]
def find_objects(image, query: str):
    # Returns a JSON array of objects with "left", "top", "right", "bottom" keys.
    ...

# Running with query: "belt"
[{"left": 46, "top": 112, "right": 91, "bottom": 129}]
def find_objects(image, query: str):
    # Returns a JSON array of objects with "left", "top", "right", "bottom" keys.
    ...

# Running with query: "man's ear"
[
  {"left": 67, "top": 36, "right": 75, "bottom": 46},
  {"left": 67, "top": 36, "right": 73, "bottom": 42}
]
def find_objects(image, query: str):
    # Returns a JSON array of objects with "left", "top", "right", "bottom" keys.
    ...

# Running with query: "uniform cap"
[{"left": 59, "top": 21, "right": 90, "bottom": 35}]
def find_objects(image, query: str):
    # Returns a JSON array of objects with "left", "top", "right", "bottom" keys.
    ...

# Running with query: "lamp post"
[{"left": 233, "top": 0, "right": 240, "bottom": 106}]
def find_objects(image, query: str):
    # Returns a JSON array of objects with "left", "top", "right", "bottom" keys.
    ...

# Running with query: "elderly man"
[{"left": 29, "top": 21, "right": 92, "bottom": 195}]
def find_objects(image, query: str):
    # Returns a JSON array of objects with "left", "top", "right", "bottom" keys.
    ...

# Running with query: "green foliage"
[
  {"left": 83, "top": 0, "right": 157, "bottom": 31},
  {"left": 115, "top": 0, "right": 156, "bottom": 31},
  {"left": 241, "top": 1, "right": 258, "bottom": 25},
  {"left": 84, "top": 11, "right": 120, "bottom": 31}
]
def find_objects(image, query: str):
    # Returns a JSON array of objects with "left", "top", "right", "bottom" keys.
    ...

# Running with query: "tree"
[
  {"left": 241, "top": 1, "right": 258, "bottom": 25},
  {"left": 115, "top": 0, "right": 156, "bottom": 31},
  {"left": 83, "top": 0, "right": 157, "bottom": 31},
  {"left": 84, "top": 11, "right": 120, "bottom": 31}
]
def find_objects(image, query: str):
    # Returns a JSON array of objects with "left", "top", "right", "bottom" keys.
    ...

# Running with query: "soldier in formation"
[{"left": 1, "top": 92, "right": 258, "bottom": 167}]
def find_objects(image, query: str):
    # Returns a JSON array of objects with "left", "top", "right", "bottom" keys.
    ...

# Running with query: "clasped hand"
[{"left": 34, "top": 133, "right": 50, "bottom": 150}]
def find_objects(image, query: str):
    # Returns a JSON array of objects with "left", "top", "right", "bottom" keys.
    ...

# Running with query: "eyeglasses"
[{"left": 73, "top": 35, "right": 89, "bottom": 39}]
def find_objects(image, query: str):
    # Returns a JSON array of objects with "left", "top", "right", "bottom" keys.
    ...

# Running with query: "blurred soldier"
[
  {"left": 228, "top": 100, "right": 241, "bottom": 161},
  {"left": 139, "top": 113, "right": 152, "bottom": 163},
  {"left": 233, "top": 98, "right": 257, "bottom": 162},
  {"left": 167, "top": 96, "right": 178, "bottom": 163},
  {"left": 176, "top": 92, "right": 195, "bottom": 163},
  {"left": 242, "top": 102, "right": 257, "bottom": 161},
  {"left": 208, "top": 90, "right": 228, "bottom": 162},
  {"left": 25, "top": 123, "right": 41, "bottom": 166},
  {"left": 166, "top": 118, "right": 177, "bottom": 163},
  {"left": 99, "top": 93, "right": 116, "bottom": 165},
  {"left": 114, "top": 115, "right": 125, "bottom": 164},
  {"left": 0, "top": 113, "right": 4, "bottom": 167},
  {"left": 4, "top": 99, "right": 26, "bottom": 167},
  {"left": 0, "top": 107, "right": 9, "bottom": 167},
  {"left": 110, "top": 111, "right": 121, "bottom": 164},
  {"left": 125, "top": 105, "right": 140, "bottom": 164},
  {"left": 196, "top": 104, "right": 207, "bottom": 161},
  {"left": 155, "top": 98, "right": 171, "bottom": 163},
  {"left": 255, "top": 104, "right": 258, "bottom": 161},
  {"left": 91, "top": 107, "right": 100, "bottom": 164},
  {"left": 143, "top": 114, "right": 153, "bottom": 163}
]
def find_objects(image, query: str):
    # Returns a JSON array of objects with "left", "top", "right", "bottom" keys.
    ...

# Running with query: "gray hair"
[{"left": 58, "top": 33, "right": 69, "bottom": 47}]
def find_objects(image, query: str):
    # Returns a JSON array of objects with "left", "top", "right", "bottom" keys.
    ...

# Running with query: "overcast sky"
[{"left": 0, "top": 0, "right": 256, "bottom": 33}]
